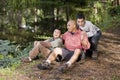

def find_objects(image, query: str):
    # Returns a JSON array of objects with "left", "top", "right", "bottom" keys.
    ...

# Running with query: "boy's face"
[
  {"left": 77, "top": 18, "right": 85, "bottom": 27},
  {"left": 53, "top": 29, "right": 61, "bottom": 38}
]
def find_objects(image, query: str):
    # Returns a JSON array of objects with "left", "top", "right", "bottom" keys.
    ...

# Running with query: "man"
[
  {"left": 37, "top": 20, "right": 90, "bottom": 73},
  {"left": 21, "top": 29, "right": 63, "bottom": 62},
  {"left": 76, "top": 13, "right": 102, "bottom": 59}
]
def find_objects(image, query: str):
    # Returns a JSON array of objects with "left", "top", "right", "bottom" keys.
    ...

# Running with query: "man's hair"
[{"left": 76, "top": 12, "right": 85, "bottom": 19}]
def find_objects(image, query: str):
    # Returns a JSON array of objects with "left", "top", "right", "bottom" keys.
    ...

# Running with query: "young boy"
[{"left": 21, "top": 29, "right": 63, "bottom": 62}]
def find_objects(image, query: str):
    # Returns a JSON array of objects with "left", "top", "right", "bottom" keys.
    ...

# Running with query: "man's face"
[
  {"left": 67, "top": 21, "right": 76, "bottom": 32},
  {"left": 77, "top": 18, "right": 85, "bottom": 27},
  {"left": 53, "top": 29, "right": 61, "bottom": 38}
]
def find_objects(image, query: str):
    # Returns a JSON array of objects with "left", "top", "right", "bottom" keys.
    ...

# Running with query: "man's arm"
[{"left": 81, "top": 31, "right": 90, "bottom": 50}]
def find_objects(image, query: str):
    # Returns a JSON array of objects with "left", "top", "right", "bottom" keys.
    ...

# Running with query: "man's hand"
[
  {"left": 81, "top": 31, "right": 87, "bottom": 41},
  {"left": 81, "top": 31, "right": 88, "bottom": 47}
]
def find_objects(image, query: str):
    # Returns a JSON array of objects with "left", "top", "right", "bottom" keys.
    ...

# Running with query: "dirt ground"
[{"left": 15, "top": 26, "right": 120, "bottom": 80}]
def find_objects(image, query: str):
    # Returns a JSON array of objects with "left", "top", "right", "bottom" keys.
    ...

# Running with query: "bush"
[
  {"left": 108, "top": 6, "right": 120, "bottom": 16},
  {"left": 0, "top": 40, "right": 33, "bottom": 68}
]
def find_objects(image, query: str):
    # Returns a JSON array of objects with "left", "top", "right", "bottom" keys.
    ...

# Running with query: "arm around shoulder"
[{"left": 50, "top": 38, "right": 63, "bottom": 48}]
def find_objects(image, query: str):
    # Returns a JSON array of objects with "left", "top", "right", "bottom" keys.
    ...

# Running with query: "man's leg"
[
  {"left": 65, "top": 49, "right": 81, "bottom": 66},
  {"left": 91, "top": 31, "right": 102, "bottom": 59},
  {"left": 58, "top": 49, "right": 81, "bottom": 73},
  {"left": 85, "top": 37, "right": 92, "bottom": 57},
  {"left": 46, "top": 48, "right": 62, "bottom": 63},
  {"left": 37, "top": 48, "right": 63, "bottom": 70}
]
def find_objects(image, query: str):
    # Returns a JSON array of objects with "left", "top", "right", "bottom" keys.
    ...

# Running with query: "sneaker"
[
  {"left": 21, "top": 57, "right": 32, "bottom": 63},
  {"left": 58, "top": 63, "right": 69, "bottom": 73},
  {"left": 92, "top": 51, "right": 98, "bottom": 60},
  {"left": 80, "top": 58, "right": 85, "bottom": 64},
  {"left": 37, "top": 61, "right": 52, "bottom": 70}
]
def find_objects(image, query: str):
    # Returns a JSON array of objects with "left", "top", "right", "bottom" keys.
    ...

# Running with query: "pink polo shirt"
[{"left": 62, "top": 29, "right": 90, "bottom": 51}]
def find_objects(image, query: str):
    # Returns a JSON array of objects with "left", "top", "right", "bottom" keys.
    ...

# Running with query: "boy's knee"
[{"left": 34, "top": 41, "right": 40, "bottom": 46}]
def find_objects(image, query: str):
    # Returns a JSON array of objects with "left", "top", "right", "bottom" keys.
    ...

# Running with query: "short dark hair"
[{"left": 76, "top": 12, "right": 85, "bottom": 19}]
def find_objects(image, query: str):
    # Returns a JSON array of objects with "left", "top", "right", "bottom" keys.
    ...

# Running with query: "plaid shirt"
[{"left": 62, "top": 29, "right": 90, "bottom": 51}]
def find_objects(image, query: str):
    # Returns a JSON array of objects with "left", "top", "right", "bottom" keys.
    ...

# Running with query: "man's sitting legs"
[
  {"left": 37, "top": 48, "right": 82, "bottom": 73},
  {"left": 58, "top": 49, "right": 81, "bottom": 73}
]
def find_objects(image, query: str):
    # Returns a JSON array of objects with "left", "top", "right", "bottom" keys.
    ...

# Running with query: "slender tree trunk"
[
  {"left": 49, "top": 5, "right": 55, "bottom": 32},
  {"left": 66, "top": 6, "right": 69, "bottom": 22},
  {"left": 16, "top": 10, "right": 22, "bottom": 29},
  {"left": 34, "top": 8, "right": 37, "bottom": 32},
  {"left": 117, "top": 0, "right": 120, "bottom": 5},
  {"left": 56, "top": 7, "right": 59, "bottom": 21}
]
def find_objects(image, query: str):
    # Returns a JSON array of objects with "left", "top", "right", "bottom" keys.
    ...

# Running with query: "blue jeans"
[{"left": 86, "top": 30, "right": 102, "bottom": 57}]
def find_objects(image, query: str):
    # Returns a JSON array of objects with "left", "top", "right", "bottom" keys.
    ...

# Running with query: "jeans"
[{"left": 86, "top": 30, "right": 102, "bottom": 57}]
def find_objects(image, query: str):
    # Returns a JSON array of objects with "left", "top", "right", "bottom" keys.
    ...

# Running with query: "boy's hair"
[
  {"left": 76, "top": 12, "right": 85, "bottom": 19},
  {"left": 54, "top": 29, "right": 61, "bottom": 34}
]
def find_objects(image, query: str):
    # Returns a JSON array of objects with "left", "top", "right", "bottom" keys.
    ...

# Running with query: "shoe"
[
  {"left": 58, "top": 63, "right": 69, "bottom": 73},
  {"left": 37, "top": 61, "right": 52, "bottom": 70},
  {"left": 92, "top": 51, "right": 98, "bottom": 60},
  {"left": 21, "top": 57, "right": 32, "bottom": 63},
  {"left": 80, "top": 58, "right": 85, "bottom": 64},
  {"left": 81, "top": 50, "right": 85, "bottom": 59}
]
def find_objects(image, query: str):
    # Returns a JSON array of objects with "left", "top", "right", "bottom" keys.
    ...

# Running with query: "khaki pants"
[{"left": 29, "top": 41, "right": 51, "bottom": 59}]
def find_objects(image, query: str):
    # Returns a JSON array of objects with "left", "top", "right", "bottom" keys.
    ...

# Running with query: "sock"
[
  {"left": 66, "top": 62, "right": 72, "bottom": 67},
  {"left": 28, "top": 57, "right": 32, "bottom": 61},
  {"left": 46, "top": 60, "right": 51, "bottom": 64}
]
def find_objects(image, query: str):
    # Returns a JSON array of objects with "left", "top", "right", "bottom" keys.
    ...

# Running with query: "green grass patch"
[
  {"left": 0, "top": 67, "right": 15, "bottom": 80},
  {"left": 111, "top": 75, "right": 120, "bottom": 80},
  {"left": 0, "top": 68, "right": 14, "bottom": 76}
]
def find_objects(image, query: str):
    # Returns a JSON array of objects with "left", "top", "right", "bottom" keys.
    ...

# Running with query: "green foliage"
[
  {"left": 0, "top": 40, "right": 16, "bottom": 56},
  {"left": 0, "top": 28, "right": 35, "bottom": 43},
  {"left": 111, "top": 75, "right": 120, "bottom": 80},
  {"left": 0, "top": 40, "right": 33, "bottom": 68},
  {"left": 0, "top": 40, "right": 16, "bottom": 67},
  {"left": 83, "top": 1, "right": 120, "bottom": 31},
  {"left": 0, "top": 67, "right": 15, "bottom": 80},
  {"left": 108, "top": 6, "right": 120, "bottom": 16}
]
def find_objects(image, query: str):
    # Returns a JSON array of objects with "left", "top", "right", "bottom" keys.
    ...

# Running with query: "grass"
[
  {"left": 0, "top": 67, "right": 15, "bottom": 80},
  {"left": 111, "top": 75, "right": 120, "bottom": 80},
  {"left": 0, "top": 61, "right": 22, "bottom": 80}
]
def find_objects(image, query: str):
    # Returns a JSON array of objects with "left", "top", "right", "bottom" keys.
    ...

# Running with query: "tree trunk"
[
  {"left": 50, "top": 6, "right": 55, "bottom": 32},
  {"left": 34, "top": 8, "right": 38, "bottom": 32},
  {"left": 117, "top": 0, "right": 120, "bottom": 5},
  {"left": 66, "top": 6, "right": 69, "bottom": 22},
  {"left": 16, "top": 10, "right": 22, "bottom": 29}
]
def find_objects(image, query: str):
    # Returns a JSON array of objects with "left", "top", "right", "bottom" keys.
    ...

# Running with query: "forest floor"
[{"left": 0, "top": 26, "right": 120, "bottom": 80}]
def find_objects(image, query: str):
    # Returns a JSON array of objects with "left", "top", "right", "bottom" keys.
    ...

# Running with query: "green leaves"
[
  {"left": 0, "top": 40, "right": 16, "bottom": 56},
  {"left": 0, "top": 40, "right": 33, "bottom": 68}
]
